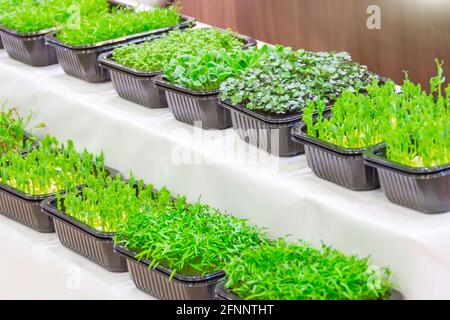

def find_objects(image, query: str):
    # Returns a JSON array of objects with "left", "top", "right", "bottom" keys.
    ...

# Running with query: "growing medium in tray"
[
  {"left": 0, "top": 0, "right": 108, "bottom": 33},
  {"left": 56, "top": 175, "right": 172, "bottom": 233},
  {"left": 55, "top": 5, "right": 181, "bottom": 46},
  {"left": 0, "top": 135, "right": 106, "bottom": 195},
  {"left": 112, "top": 28, "right": 245, "bottom": 73},
  {"left": 161, "top": 45, "right": 269, "bottom": 91},
  {"left": 223, "top": 239, "right": 394, "bottom": 300},
  {"left": 114, "top": 198, "right": 268, "bottom": 277},
  {"left": 220, "top": 45, "right": 379, "bottom": 114}
]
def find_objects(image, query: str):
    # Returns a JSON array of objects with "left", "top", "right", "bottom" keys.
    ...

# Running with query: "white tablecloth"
[{"left": 0, "top": 50, "right": 449, "bottom": 299}]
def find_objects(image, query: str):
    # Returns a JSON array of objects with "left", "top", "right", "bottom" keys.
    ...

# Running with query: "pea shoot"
[{"left": 0, "top": 135, "right": 106, "bottom": 195}]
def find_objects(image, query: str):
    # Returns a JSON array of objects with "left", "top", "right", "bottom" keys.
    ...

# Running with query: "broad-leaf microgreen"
[
  {"left": 0, "top": 135, "right": 106, "bottom": 195},
  {"left": 224, "top": 238, "right": 394, "bottom": 300},
  {"left": 55, "top": 6, "right": 181, "bottom": 46},
  {"left": 220, "top": 45, "right": 379, "bottom": 114},
  {"left": 112, "top": 28, "right": 244, "bottom": 73},
  {"left": 162, "top": 45, "right": 269, "bottom": 91},
  {"left": 114, "top": 199, "right": 268, "bottom": 278}
]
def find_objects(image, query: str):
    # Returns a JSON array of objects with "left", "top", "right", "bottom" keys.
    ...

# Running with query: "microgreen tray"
[
  {"left": 0, "top": 164, "right": 119, "bottom": 233},
  {"left": 214, "top": 281, "right": 405, "bottom": 300},
  {"left": 114, "top": 244, "right": 225, "bottom": 300},
  {"left": 364, "top": 144, "right": 450, "bottom": 213},
  {"left": 291, "top": 120, "right": 381, "bottom": 191},
  {"left": 41, "top": 185, "right": 127, "bottom": 272},
  {"left": 220, "top": 99, "right": 305, "bottom": 157},
  {"left": 44, "top": 15, "right": 196, "bottom": 83},
  {"left": 155, "top": 76, "right": 231, "bottom": 130},
  {"left": 98, "top": 29, "right": 256, "bottom": 109},
  {"left": 0, "top": 26, "right": 58, "bottom": 67}
]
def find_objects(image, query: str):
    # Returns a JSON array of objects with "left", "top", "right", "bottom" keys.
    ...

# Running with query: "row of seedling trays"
[
  {"left": 0, "top": 131, "right": 401, "bottom": 300},
  {"left": 0, "top": 3, "right": 447, "bottom": 213}
]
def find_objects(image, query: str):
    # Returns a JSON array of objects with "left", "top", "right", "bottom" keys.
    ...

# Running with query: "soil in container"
[
  {"left": 115, "top": 245, "right": 224, "bottom": 300},
  {"left": 291, "top": 119, "right": 380, "bottom": 191},
  {"left": 364, "top": 144, "right": 450, "bottom": 214}
]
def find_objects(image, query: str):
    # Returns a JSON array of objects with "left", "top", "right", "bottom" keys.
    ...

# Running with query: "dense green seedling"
[
  {"left": 0, "top": 106, "right": 39, "bottom": 153},
  {"left": 55, "top": 6, "right": 181, "bottom": 46},
  {"left": 162, "top": 45, "right": 269, "bottom": 91},
  {"left": 224, "top": 239, "right": 393, "bottom": 300},
  {"left": 0, "top": 135, "right": 106, "bottom": 195},
  {"left": 115, "top": 199, "right": 268, "bottom": 277},
  {"left": 220, "top": 45, "right": 378, "bottom": 114},
  {"left": 112, "top": 28, "right": 244, "bottom": 72},
  {"left": 383, "top": 61, "right": 450, "bottom": 167},
  {"left": 303, "top": 81, "right": 398, "bottom": 149},
  {"left": 0, "top": 0, "right": 108, "bottom": 33},
  {"left": 56, "top": 174, "right": 172, "bottom": 233}
]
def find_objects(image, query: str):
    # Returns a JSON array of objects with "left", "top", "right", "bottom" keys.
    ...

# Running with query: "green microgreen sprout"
[
  {"left": 112, "top": 28, "right": 244, "bottom": 73},
  {"left": 0, "top": 0, "right": 108, "bottom": 33},
  {"left": 220, "top": 45, "right": 379, "bottom": 114},
  {"left": 56, "top": 174, "right": 172, "bottom": 233},
  {"left": 114, "top": 198, "right": 268, "bottom": 278},
  {"left": 55, "top": 5, "right": 181, "bottom": 46},
  {"left": 224, "top": 238, "right": 394, "bottom": 300},
  {"left": 162, "top": 45, "right": 270, "bottom": 91},
  {"left": 0, "top": 135, "right": 106, "bottom": 195},
  {"left": 0, "top": 104, "right": 43, "bottom": 154}
]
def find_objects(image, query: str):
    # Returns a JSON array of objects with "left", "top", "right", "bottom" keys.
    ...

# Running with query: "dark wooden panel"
[{"left": 180, "top": 0, "right": 450, "bottom": 88}]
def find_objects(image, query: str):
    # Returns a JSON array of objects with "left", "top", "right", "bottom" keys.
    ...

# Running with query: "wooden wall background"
[{"left": 179, "top": 0, "right": 450, "bottom": 89}]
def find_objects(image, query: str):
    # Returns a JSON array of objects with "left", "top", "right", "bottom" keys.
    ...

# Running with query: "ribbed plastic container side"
[
  {"left": 377, "top": 168, "right": 450, "bottom": 213},
  {"left": 0, "top": 31, "right": 57, "bottom": 66},
  {"left": 305, "top": 145, "right": 380, "bottom": 190},
  {"left": 54, "top": 219, "right": 128, "bottom": 272},
  {"left": 110, "top": 70, "right": 167, "bottom": 108},
  {"left": 126, "top": 259, "right": 221, "bottom": 300},
  {"left": 55, "top": 47, "right": 110, "bottom": 82},
  {"left": 165, "top": 90, "right": 231, "bottom": 129},
  {"left": 0, "top": 190, "right": 54, "bottom": 232},
  {"left": 230, "top": 110, "right": 303, "bottom": 157}
]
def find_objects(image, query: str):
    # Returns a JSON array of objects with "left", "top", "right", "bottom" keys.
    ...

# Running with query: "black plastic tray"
[
  {"left": 220, "top": 99, "right": 305, "bottom": 157},
  {"left": 214, "top": 281, "right": 404, "bottom": 300},
  {"left": 41, "top": 192, "right": 127, "bottom": 272},
  {"left": 0, "top": 26, "right": 58, "bottom": 67},
  {"left": 155, "top": 76, "right": 231, "bottom": 130},
  {"left": 44, "top": 15, "right": 196, "bottom": 83},
  {"left": 0, "top": 164, "right": 118, "bottom": 232},
  {"left": 114, "top": 245, "right": 225, "bottom": 300},
  {"left": 98, "top": 28, "right": 256, "bottom": 109},
  {"left": 291, "top": 120, "right": 380, "bottom": 191},
  {"left": 364, "top": 144, "right": 450, "bottom": 213}
]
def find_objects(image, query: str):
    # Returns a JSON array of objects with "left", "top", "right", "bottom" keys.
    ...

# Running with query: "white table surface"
[{"left": 0, "top": 46, "right": 449, "bottom": 300}]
